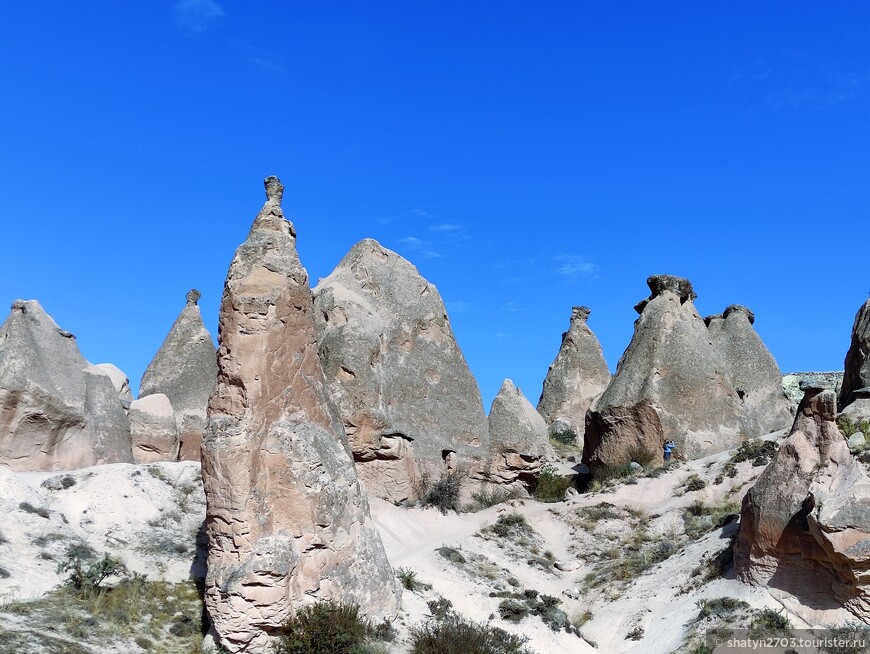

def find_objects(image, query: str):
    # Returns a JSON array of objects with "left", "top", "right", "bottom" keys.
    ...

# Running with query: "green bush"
[
  {"left": 423, "top": 473, "right": 462, "bottom": 514},
  {"left": 683, "top": 474, "right": 707, "bottom": 492},
  {"left": 411, "top": 612, "right": 534, "bottom": 654},
  {"left": 532, "top": 465, "right": 571, "bottom": 503},
  {"left": 397, "top": 567, "right": 426, "bottom": 591},
  {"left": 57, "top": 546, "right": 128, "bottom": 596},
  {"left": 275, "top": 602, "right": 378, "bottom": 654},
  {"left": 550, "top": 428, "right": 577, "bottom": 446},
  {"left": 732, "top": 439, "right": 778, "bottom": 464},
  {"left": 490, "top": 512, "right": 532, "bottom": 539},
  {"left": 750, "top": 608, "right": 790, "bottom": 635}
]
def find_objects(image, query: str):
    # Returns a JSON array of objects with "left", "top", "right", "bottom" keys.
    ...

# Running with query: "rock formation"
[
  {"left": 140, "top": 288, "right": 217, "bottom": 461},
  {"left": 92, "top": 363, "right": 134, "bottom": 406},
  {"left": 584, "top": 275, "right": 745, "bottom": 470},
  {"left": 0, "top": 300, "right": 133, "bottom": 471},
  {"left": 537, "top": 306, "right": 611, "bottom": 446},
  {"left": 129, "top": 394, "right": 179, "bottom": 463},
  {"left": 706, "top": 304, "right": 792, "bottom": 436},
  {"left": 201, "top": 177, "right": 400, "bottom": 653},
  {"left": 487, "top": 379, "right": 549, "bottom": 484},
  {"left": 840, "top": 298, "right": 870, "bottom": 413},
  {"left": 312, "top": 238, "right": 490, "bottom": 503},
  {"left": 735, "top": 385, "right": 870, "bottom": 623},
  {"left": 782, "top": 371, "right": 843, "bottom": 405}
]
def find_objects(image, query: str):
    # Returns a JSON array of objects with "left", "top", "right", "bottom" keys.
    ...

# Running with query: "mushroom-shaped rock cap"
[
  {"left": 571, "top": 306, "right": 591, "bottom": 323},
  {"left": 799, "top": 378, "right": 837, "bottom": 393},
  {"left": 185, "top": 289, "right": 201, "bottom": 306},
  {"left": 647, "top": 274, "right": 694, "bottom": 301},
  {"left": 724, "top": 304, "right": 755, "bottom": 325},
  {"left": 633, "top": 275, "right": 695, "bottom": 314},
  {"left": 264, "top": 175, "right": 284, "bottom": 204},
  {"left": 703, "top": 313, "right": 724, "bottom": 327}
]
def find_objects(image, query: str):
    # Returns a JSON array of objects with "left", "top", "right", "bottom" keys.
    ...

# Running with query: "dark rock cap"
[
  {"left": 185, "top": 289, "right": 201, "bottom": 306},
  {"left": 634, "top": 275, "right": 695, "bottom": 315},
  {"left": 724, "top": 304, "right": 755, "bottom": 325},
  {"left": 704, "top": 313, "right": 724, "bottom": 327},
  {"left": 264, "top": 175, "right": 283, "bottom": 204},
  {"left": 571, "top": 306, "right": 591, "bottom": 323}
]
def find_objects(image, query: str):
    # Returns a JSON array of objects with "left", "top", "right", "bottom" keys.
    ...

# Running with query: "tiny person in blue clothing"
[{"left": 663, "top": 440, "right": 675, "bottom": 461}]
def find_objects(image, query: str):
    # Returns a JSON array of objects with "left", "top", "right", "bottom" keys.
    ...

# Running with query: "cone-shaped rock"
[
  {"left": 488, "top": 379, "right": 549, "bottom": 484},
  {"left": 0, "top": 300, "right": 133, "bottom": 470},
  {"left": 840, "top": 298, "right": 870, "bottom": 413},
  {"left": 706, "top": 305, "right": 792, "bottom": 435},
  {"left": 735, "top": 386, "right": 870, "bottom": 623},
  {"left": 202, "top": 177, "right": 400, "bottom": 653},
  {"left": 584, "top": 275, "right": 744, "bottom": 471},
  {"left": 537, "top": 306, "right": 610, "bottom": 446},
  {"left": 313, "top": 238, "right": 490, "bottom": 503},
  {"left": 140, "top": 288, "right": 217, "bottom": 460},
  {"left": 129, "top": 394, "right": 178, "bottom": 463}
]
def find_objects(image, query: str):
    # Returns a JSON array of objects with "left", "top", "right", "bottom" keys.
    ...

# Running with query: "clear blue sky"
[{"left": 1, "top": 2, "right": 868, "bottom": 409}]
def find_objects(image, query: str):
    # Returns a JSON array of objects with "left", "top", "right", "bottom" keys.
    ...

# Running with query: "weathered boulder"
[
  {"left": 841, "top": 388, "right": 870, "bottom": 423},
  {"left": 487, "top": 379, "right": 549, "bottom": 484},
  {"left": 92, "top": 363, "right": 133, "bottom": 406},
  {"left": 584, "top": 275, "right": 745, "bottom": 471},
  {"left": 706, "top": 304, "right": 792, "bottom": 436},
  {"left": 312, "top": 238, "right": 490, "bottom": 503},
  {"left": 537, "top": 306, "right": 611, "bottom": 446},
  {"left": 140, "top": 289, "right": 217, "bottom": 461},
  {"left": 735, "top": 387, "right": 870, "bottom": 623},
  {"left": 129, "top": 394, "right": 178, "bottom": 463},
  {"left": 840, "top": 299, "right": 870, "bottom": 412},
  {"left": 782, "top": 371, "right": 843, "bottom": 405},
  {"left": 202, "top": 177, "right": 400, "bottom": 653},
  {"left": 0, "top": 300, "right": 133, "bottom": 471}
]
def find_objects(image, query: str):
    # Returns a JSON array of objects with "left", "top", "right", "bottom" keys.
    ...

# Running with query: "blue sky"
[{"left": 1, "top": 2, "right": 868, "bottom": 409}]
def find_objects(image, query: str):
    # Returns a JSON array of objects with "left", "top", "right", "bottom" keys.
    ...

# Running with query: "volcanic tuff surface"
[
  {"left": 201, "top": 178, "right": 400, "bottom": 653},
  {"left": 736, "top": 386, "right": 870, "bottom": 623},
  {"left": 537, "top": 306, "right": 611, "bottom": 447},
  {"left": 313, "top": 238, "right": 490, "bottom": 503},
  {"left": 139, "top": 289, "right": 217, "bottom": 461},
  {"left": 840, "top": 298, "right": 870, "bottom": 413},
  {"left": 0, "top": 300, "right": 132, "bottom": 471},
  {"left": 584, "top": 275, "right": 746, "bottom": 470}
]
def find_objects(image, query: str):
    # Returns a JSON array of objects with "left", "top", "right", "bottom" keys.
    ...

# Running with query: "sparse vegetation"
[
  {"left": 274, "top": 601, "right": 385, "bottom": 654},
  {"left": 470, "top": 487, "right": 523, "bottom": 510},
  {"left": 437, "top": 546, "right": 467, "bottom": 565},
  {"left": 682, "top": 474, "right": 707, "bottom": 493},
  {"left": 423, "top": 473, "right": 462, "bottom": 514},
  {"left": 732, "top": 439, "right": 778, "bottom": 466},
  {"left": 581, "top": 502, "right": 619, "bottom": 525},
  {"left": 682, "top": 500, "right": 740, "bottom": 540},
  {"left": 58, "top": 546, "right": 128, "bottom": 596},
  {"left": 397, "top": 567, "right": 430, "bottom": 592},
  {"left": 490, "top": 512, "right": 532, "bottom": 539},
  {"left": 697, "top": 597, "right": 748, "bottom": 618},
  {"left": 550, "top": 427, "right": 577, "bottom": 446},
  {"left": 750, "top": 607, "right": 790, "bottom": 635},
  {"left": 583, "top": 537, "right": 676, "bottom": 589},
  {"left": 532, "top": 465, "right": 572, "bottom": 503},
  {"left": 837, "top": 416, "right": 870, "bottom": 439},
  {"left": 411, "top": 604, "right": 534, "bottom": 654},
  {"left": 18, "top": 501, "right": 50, "bottom": 519}
]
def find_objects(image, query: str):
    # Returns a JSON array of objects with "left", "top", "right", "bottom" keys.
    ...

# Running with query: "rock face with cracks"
[
  {"left": 140, "top": 289, "right": 217, "bottom": 461},
  {"left": 584, "top": 275, "right": 746, "bottom": 471},
  {"left": 312, "top": 238, "right": 490, "bottom": 503},
  {"left": 487, "top": 378, "right": 549, "bottom": 484},
  {"left": 840, "top": 298, "right": 870, "bottom": 413},
  {"left": 0, "top": 300, "right": 133, "bottom": 471},
  {"left": 201, "top": 177, "right": 400, "bottom": 653},
  {"left": 735, "top": 386, "right": 870, "bottom": 623},
  {"left": 129, "top": 393, "right": 179, "bottom": 463},
  {"left": 537, "top": 306, "right": 611, "bottom": 446},
  {"left": 706, "top": 304, "right": 792, "bottom": 436}
]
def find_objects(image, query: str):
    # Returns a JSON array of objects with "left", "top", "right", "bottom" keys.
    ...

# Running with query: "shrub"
[
  {"left": 57, "top": 546, "right": 127, "bottom": 596},
  {"left": 697, "top": 597, "right": 748, "bottom": 617},
  {"left": 626, "top": 625, "right": 644, "bottom": 640},
  {"left": 581, "top": 502, "right": 619, "bottom": 524},
  {"left": 822, "top": 623, "right": 870, "bottom": 654},
  {"left": 470, "top": 487, "right": 522, "bottom": 510},
  {"left": 683, "top": 475, "right": 707, "bottom": 492},
  {"left": 732, "top": 439, "right": 778, "bottom": 464},
  {"left": 498, "top": 599, "right": 530, "bottom": 622},
  {"left": 437, "top": 546, "right": 467, "bottom": 565},
  {"left": 19, "top": 502, "right": 50, "bottom": 519},
  {"left": 274, "top": 602, "right": 375, "bottom": 654},
  {"left": 397, "top": 567, "right": 424, "bottom": 591},
  {"left": 427, "top": 597, "right": 454, "bottom": 620},
  {"left": 750, "top": 608, "right": 790, "bottom": 634},
  {"left": 489, "top": 512, "right": 532, "bottom": 540},
  {"left": 532, "top": 465, "right": 571, "bottom": 503},
  {"left": 423, "top": 473, "right": 462, "bottom": 514},
  {"left": 683, "top": 501, "right": 740, "bottom": 540},
  {"left": 627, "top": 446, "right": 656, "bottom": 468},
  {"left": 550, "top": 428, "right": 577, "bottom": 446},
  {"left": 411, "top": 612, "right": 534, "bottom": 654}
]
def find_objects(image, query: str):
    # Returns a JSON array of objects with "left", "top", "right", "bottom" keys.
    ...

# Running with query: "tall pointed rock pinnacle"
[
  {"left": 140, "top": 287, "right": 217, "bottom": 460},
  {"left": 201, "top": 177, "right": 400, "bottom": 653}
]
